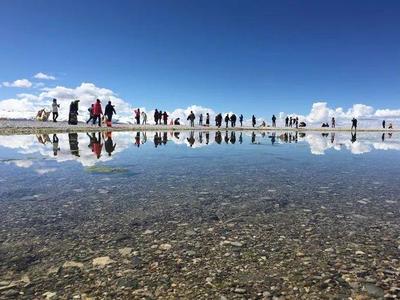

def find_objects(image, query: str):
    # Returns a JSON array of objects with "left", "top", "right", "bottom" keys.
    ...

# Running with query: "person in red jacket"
[{"left": 92, "top": 99, "right": 103, "bottom": 126}]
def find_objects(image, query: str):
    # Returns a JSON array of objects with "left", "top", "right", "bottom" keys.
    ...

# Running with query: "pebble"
[{"left": 92, "top": 256, "right": 115, "bottom": 267}]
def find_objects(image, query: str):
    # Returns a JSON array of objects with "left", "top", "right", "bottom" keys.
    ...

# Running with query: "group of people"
[{"left": 46, "top": 99, "right": 397, "bottom": 130}]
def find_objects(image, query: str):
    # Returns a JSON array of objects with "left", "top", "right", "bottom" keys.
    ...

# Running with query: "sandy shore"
[{"left": 0, "top": 119, "right": 398, "bottom": 135}]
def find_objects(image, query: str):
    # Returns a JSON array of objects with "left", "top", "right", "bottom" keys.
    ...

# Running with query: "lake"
[{"left": 0, "top": 130, "right": 399, "bottom": 299}]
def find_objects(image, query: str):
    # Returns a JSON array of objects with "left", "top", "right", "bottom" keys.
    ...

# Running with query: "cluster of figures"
[{"left": 41, "top": 99, "right": 396, "bottom": 130}]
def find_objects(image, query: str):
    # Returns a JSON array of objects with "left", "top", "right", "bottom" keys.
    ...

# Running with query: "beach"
[{"left": 0, "top": 119, "right": 398, "bottom": 135}]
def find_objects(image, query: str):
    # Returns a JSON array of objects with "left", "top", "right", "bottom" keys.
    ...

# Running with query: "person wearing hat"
[{"left": 92, "top": 99, "right": 103, "bottom": 126}]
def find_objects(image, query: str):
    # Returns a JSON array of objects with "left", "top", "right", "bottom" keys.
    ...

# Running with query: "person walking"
[
  {"left": 199, "top": 113, "right": 203, "bottom": 126},
  {"left": 252, "top": 115, "right": 256, "bottom": 127},
  {"left": 351, "top": 118, "right": 358, "bottom": 131},
  {"left": 92, "top": 99, "right": 103, "bottom": 127},
  {"left": 225, "top": 114, "right": 230, "bottom": 128},
  {"left": 87, "top": 104, "right": 94, "bottom": 124},
  {"left": 104, "top": 101, "right": 116, "bottom": 122},
  {"left": 230, "top": 114, "right": 237, "bottom": 127},
  {"left": 141, "top": 111, "right": 147, "bottom": 125},
  {"left": 239, "top": 114, "right": 243, "bottom": 127},
  {"left": 154, "top": 109, "right": 159, "bottom": 125},
  {"left": 51, "top": 98, "right": 59, "bottom": 122},
  {"left": 187, "top": 111, "right": 196, "bottom": 127},
  {"left": 206, "top": 113, "right": 210, "bottom": 126},
  {"left": 272, "top": 114, "right": 276, "bottom": 127},
  {"left": 331, "top": 117, "right": 336, "bottom": 128}
]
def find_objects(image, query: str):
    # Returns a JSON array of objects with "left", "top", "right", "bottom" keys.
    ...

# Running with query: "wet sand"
[{"left": 0, "top": 119, "right": 398, "bottom": 135}]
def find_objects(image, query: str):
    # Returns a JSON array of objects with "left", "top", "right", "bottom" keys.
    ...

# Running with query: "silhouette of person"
[
  {"left": 225, "top": 114, "right": 230, "bottom": 128},
  {"left": 289, "top": 117, "right": 293, "bottom": 127},
  {"left": 285, "top": 116, "right": 289, "bottom": 127},
  {"left": 52, "top": 134, "right": 60, "bottom": 156},
  {"left": 331, "top": 117, "right": 336, "bottom": 128},
  {"left": 199, "top": 113, "right": 203, "bottom": 126},
  {"left": 230, "top": 114, "right": 237, "bottom": 127},
  {"left": 154, "top": 109, "right": 159, "bottom": 125},
  {"left": 154, "top": 132, "right": 160, "bottom": 147},
  {"left": 272, "top": 115, "right": 276, "bottom": 127},
  {"left": 205, "top": 132, "right": 210, "bottom": 144},
  {"left": 239, "top": 132, "right": 243, "bottom": 144},
  {"left": 382, "top": 120, "right": 386, "bottom": 129},
  {"left": 162, "top": 132, "right": 168, "bottom": 145},
  {"left": 163, "top": 111, "right": 168, "bottom": 125},
  {"left": 198, "top": 131, "right": 203, "bottom": 144},
  {"left": 105, "top": 132, "right": 116, "bottom": 155},
  {"left": 69, "top": 133, "right": 80, "bottom": 157},
  {"left": 351, "top": 118, "right": 358, "bottom": 131},
  {"left": 270, "top": 132, "right": 276, "bottom": 145},
  {"left": 206, "top": 113, "right": 210, "bottom": 126},
  {"left": 382, "top": 133, "right": 385, "bottom": 142},
  {"left": 252, "top": 115, "right": 256, "bottom": 127},
  {"left": 105, "top": 101, "right": 117, "bottom": 122},
  {"left": 239, "top": 114, "right": 243, "bottom": 127},
  {"left": 187, "top": 111, "right": 196, "bottom": 127},
  {"left": 331, "top": 133, "right": 335, "bottom": 144}
]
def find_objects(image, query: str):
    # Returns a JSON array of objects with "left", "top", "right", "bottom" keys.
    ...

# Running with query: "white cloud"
[
  {"left": 34, "top": 72, "right": 56, "bottom": 80},
  {"left": 2, "top": 79, "right": 32, "bottom": 88}
]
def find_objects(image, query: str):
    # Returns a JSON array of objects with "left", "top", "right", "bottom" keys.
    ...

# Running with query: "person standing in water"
[
  {"left": 187, "top": 111, "right": 196, "bottom": 127},
  {"left": 252, "top": 115, "right": 256, "bottom": 127},
  {"left": 51, "top": 98, "right": 60, "bottom": 122},
  {"left": 141, "top": 111, "right": 147, "bottom": 125},
  {"left": 272, "top": 114, "right": 276, "bottom": 127},
  {"left": 154, "top": 109, "right": 159, "bottom": 125},
  {"left": 225, "top": 114, "right": 230, "bottom": 128},
  {"left": 230, "top": 114, "right": 237, "bottom": 127},
  {"left": 351, "top": 118, "right": 358, "bottom": 131},
  {"left": 239, "top": 114, "right": 243, "bottom": 127},
  {"left": 104, "top": 101, "right": 116, "bottom": 122},
  {"left": 92, "top": 99, "right": 103, "bottom": 127}
]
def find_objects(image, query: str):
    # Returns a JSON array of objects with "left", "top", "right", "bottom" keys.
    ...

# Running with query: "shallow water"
[{"left": 0, "top": 130, "right": 399, "bottom": 299}]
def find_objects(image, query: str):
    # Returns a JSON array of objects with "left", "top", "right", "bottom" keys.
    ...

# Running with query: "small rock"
[
  {"left": 43, "top": 292, "right": 57, "bottom": 299},
  {"left": 234, "top": 288, "right": 246, "bottom": 294},
  {"left": 159, "top": 244, "right": 172, "bottom": 251},
  {"left": 92, "top": 256, "right": 115, "bottom": 267},
  {"left": 63, "top": 261, "right": 84, "bottom": 269},
  {"left": 118, "top": 247, "right": 133, "bottom": 257}
]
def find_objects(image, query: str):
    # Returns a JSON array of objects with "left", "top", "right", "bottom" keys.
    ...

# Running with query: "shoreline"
[{"left": 0, "top": 119, "right": 398, "bottom": 135}]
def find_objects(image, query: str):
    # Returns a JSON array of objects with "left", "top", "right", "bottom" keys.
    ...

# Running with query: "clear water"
[{"left": 0, "top": 130, "right": 399, "bottom": 299}]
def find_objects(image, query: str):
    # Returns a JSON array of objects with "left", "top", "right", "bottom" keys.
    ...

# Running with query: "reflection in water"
[{"left": 1, "top": 131, "right": 400, "bottom": 169}]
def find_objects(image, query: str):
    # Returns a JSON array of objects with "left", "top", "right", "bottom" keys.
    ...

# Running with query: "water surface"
[{"left": 0, "top": 130, "right": 399, "bottom": 299}]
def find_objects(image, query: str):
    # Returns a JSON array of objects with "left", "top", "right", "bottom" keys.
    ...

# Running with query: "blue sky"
[{"left": 1, "top": 0, "right": 400, "bottom": 116}]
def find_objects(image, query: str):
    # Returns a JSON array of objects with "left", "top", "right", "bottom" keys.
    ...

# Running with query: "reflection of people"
[
  {"left": 37, "top": 134, "right": 51, "bottom": 144},
  {"left": 69, "top": 133, "right": 80, "bottom": 157},
  {"left": 230, "top": 131, "right": 236, "bottom": 144},
  {"left": 215, "top": 131, "right": 222, "bottom": 144},
  {"left": 270, "top": 132, "right": 276, "bottom": 145},
  {"left": 331, "top": 133, "right": 335, "bottom": 144},
  {"left": 251, "top": 132, "right": 256, "bottom": 144},
  {"left": 224, "top": 131, "right": 229, "bottom": 144},
  {"left": 187, "top": 131, "right": 195, "bottom": 147},
  {"left": 135, "top": 132, "right": 140, "bottom": 147},
  {"left": 52, "top": 134, "right": 60, "bottom": 156},
  {"left": 239, "top": 132, "right": 243, "bottom": 144},
  {"left": 351, "top": 132, "right": 357, "bottom": 143},
  {"left": 382, "top": 133, "right": 385, "bottom": 142},
  {"left": 205, "top": 132, "right": 210, "bottom": 144},
  {"left": 105, "top": 132, "right": 116, "bottom": 156}
]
